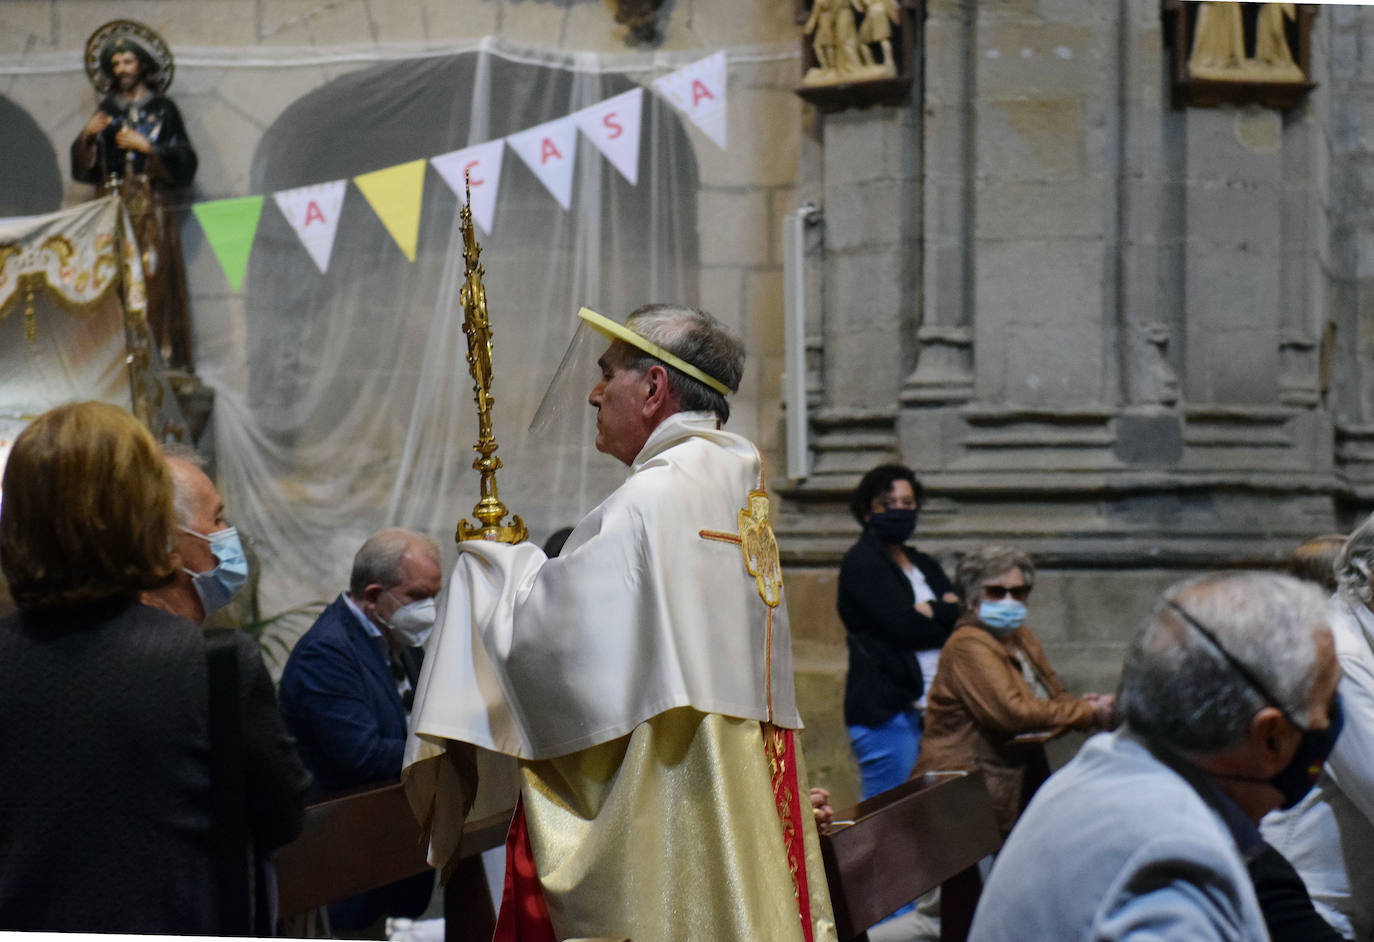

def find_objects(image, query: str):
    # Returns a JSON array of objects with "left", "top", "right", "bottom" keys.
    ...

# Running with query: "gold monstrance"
[{"left": 455, "top": 176, "right": 528, "bottom": 544}]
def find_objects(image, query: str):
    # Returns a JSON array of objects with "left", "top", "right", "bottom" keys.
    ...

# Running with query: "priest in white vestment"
[{"left": 403, "top": 304, "right": 836, "bottom": 942}]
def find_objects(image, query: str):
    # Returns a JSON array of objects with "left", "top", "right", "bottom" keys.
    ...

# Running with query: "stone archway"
[{"left": 0, "top": 97, "right": 61, "bottom": 216}]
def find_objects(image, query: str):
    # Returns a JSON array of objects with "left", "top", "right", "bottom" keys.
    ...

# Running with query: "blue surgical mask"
[
  {"left": 181, "top": 525, "right": 249, "bottom": 617},
  {"left": 978, "top": 598, "right": 1027, "bottom": 635}
]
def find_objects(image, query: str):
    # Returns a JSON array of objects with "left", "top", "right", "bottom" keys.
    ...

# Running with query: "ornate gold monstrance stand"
[{"left": 454, "top": 177, "right": 527, "bottom": 545}]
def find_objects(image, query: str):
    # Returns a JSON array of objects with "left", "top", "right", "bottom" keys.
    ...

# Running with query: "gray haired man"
[{"left": 971, "top": 572, "right": 1341, "bottom": 941}]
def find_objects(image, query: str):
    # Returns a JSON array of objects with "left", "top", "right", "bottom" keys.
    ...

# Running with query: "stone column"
[
  {"left": 904, "top": 0, "right": 976, "bottom": 408},
  {"left": 809, "top": 83, "right": 923, "bottom": 477}
]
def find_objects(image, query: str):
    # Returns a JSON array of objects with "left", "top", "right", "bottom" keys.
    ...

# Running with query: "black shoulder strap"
[{"left": 205, "top": 628, "right": 252, "bottom": 934}]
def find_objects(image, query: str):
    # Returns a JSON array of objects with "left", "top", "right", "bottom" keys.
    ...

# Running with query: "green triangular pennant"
[{"left": 193, "top": 195, "right": 265, "bottom": 292}]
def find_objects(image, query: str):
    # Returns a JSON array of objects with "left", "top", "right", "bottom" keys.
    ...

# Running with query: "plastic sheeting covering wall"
[{"left": 194, "top": 44, "right": 706, "bottom": 633}]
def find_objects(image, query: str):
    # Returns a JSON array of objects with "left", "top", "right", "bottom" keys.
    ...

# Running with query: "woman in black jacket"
[{"left": 838, "top": 464, "right": 960, "bottom": 799}]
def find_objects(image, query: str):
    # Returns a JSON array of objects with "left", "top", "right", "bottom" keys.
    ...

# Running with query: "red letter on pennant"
[
  {"left": 691, "top": 79, "right": 715, "bottom": 107},
  {"left": 540, "top": 138, "right": 562, "bottom": 164},
  {"left": 603, "top": 112, "right": 623, "bottom": 139},
  {"left": 464, "top": 160, "right": 484, "bottom": 186},
  {"left": 304, "top": 201, "right": 326, "bottom": 226}
]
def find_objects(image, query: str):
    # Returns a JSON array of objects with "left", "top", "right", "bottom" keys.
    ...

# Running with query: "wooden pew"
[
  {"left": 276, "top": 781, "right": 512, "bottom": 941},
  {"left": 819, "top": 770, "right": 1002, "bottom": 942}
]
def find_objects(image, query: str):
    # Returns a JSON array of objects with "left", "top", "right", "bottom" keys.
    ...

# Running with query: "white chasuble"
[{"left": 404, "top": 412, "right": 835, "bottom": 941}]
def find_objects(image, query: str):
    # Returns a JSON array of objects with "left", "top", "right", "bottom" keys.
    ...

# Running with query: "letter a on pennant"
[
  {"left": 506, "top": 116, "right": 578, "bottom": 211},
  {"left": 273, "top": 180, "right": 347, "bottom": 274},
  {"left": 573, "top": 88, "right": 644, "bottom": 186},
  {"left": 353, "top": 159, "right": 427, "bottom": 262},
  {"left": 653, "top": 51, "right": 727, "bottom": 151},
  {"left": 192, "top": 195, "right": 264, "bottom": 293},
  {"left": 431, "top": 140, "right": 506, "bottom": 235}
]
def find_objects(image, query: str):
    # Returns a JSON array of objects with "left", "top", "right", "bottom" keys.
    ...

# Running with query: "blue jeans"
[
  {"left": 847, "top": 706, "right": 922, "bottom": 801},
  {"left": 848, "top": 707, "right": 922, "bottom": 922}
]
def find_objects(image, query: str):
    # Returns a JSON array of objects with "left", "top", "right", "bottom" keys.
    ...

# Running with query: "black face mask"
[
  {"left": 868, "top": 508, "right": 916, "bottom": 545},
  {"left": 1269, "top": 692, "right": 1344, "bottom": 810}
]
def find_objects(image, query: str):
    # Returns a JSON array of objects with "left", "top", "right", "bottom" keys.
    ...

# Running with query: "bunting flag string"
[
  {"left": 173, "top": 53, "right": 729, "bottom": 291},
  {"left": 574, "top": 88, "right": 644, "bottom": 186},
  {"left": 506, "top": 116, "right": 579, "bottom": 211},
  {"left": 354, "top": 159, "right": 428, "bottom": 263},
  {"left": 273, "top": 181, "right": 347, "bottom": 274},
  {"left": 431, "top": 140, "right": 506, "bottom": 236},
  {"left": 653, "top": 52, "right": 727, "bottom": 151},
  {"left": 192, "top": 195, "right": 265, "bottom": 292}
]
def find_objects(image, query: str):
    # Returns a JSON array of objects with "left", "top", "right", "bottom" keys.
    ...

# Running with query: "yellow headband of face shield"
[{"left": 578, "top": 307, "right": 732, "bottom": 396}]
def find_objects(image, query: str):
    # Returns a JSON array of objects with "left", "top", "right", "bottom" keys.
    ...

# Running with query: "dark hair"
[
  {"left": 1, "top": 401, "right": 177, "bottom": 609},
  {"left": 99, "top": 36, "right": 158, "bottom": 83},
  {"left": 849, "top": 463, "right": 923, "bottom": 525}
]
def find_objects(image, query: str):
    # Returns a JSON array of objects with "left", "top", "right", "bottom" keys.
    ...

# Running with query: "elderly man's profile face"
[
  {"left": 588, "top": 341, "right": 652, "bottom": 465},
  {"left": 369, "top": 546, "right": 442, "bottom": 628},
  {"left": 169, "top": 458, "right": 227, "bottom": 576}
]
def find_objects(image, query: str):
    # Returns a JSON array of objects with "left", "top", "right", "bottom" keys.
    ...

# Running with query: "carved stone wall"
[{"left": 780, "top": 0, "right": 1374, "bottom": 805}]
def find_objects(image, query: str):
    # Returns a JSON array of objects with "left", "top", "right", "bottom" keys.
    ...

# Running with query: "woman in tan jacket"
[{"left": 913, "top": 545, "right": 1114, "bottom": 833}]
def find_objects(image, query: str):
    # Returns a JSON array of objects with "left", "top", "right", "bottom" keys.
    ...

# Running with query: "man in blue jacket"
[{"left": 279, "top": 527, "right": 442, "bottom": 936}]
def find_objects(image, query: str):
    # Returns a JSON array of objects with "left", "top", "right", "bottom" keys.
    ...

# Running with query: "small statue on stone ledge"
[
  {"left": 803, "top": 0, "right": 899, "bottom": 86},
  {"left": 1187, "top": 2, "right": 1303, "bottom": 84},
  {"left": 71, "top": 20, "right": 198, "bottom": 371},
  {"left": 856, "top": 0, "right": 900, "bottom": 72}
]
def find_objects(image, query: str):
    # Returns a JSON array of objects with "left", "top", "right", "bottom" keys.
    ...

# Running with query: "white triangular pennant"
[
  {"left": 506, "top": 116, "right": 579, "bottom": 211},
  {"left": 432, "top": 140, "right": 506, "bottom": 236},
  {"left": 652, "top": 52, "right": 727, "bottom": 151},
  {"left": 272, "top": 180, "right": 347, "bottom": 274},
  {"left": 574, "top": 88, "right": 644, "bottom": 186}
]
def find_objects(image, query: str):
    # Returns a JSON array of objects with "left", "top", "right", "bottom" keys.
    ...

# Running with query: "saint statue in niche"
[
  {"left": 1187, "top": 2, "right": 1304, "bottom": 83},
  {"left": 802, "top": 0, "right": 901, "bottom": 86},
  {"left": 70, "top": 20, "right": 198, "bottom": 371},
  {"left": 856, "top": 0, "right": 901, "bottom": 71},
  {"left": 1253, "top": 3, "right": 1303, "bottom": 79}
]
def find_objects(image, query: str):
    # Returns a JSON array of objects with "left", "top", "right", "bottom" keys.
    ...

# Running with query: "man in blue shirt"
[{"left": 971, "top": 572, "right": 1342, "bottom": 941}]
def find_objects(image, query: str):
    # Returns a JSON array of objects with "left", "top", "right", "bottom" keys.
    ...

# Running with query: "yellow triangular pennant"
[{"left": 353, "top": 158, "right": 427, "bottom": 262}]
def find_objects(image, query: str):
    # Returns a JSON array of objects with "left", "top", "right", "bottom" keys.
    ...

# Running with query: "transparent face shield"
[
  {"left": 527, "top": 310, "right": 614, "bottom": 440},
  {"left": 528, "top": 306, "right": 733, "bottom": 439}
]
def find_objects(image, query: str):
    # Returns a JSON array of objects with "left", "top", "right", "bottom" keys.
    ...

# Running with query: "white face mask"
[{"left": 381, "top": 591, "right": 437, "bottom": 647}]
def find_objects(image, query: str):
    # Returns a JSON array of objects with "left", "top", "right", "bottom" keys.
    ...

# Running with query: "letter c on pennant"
[{"left": 464, "top": 159, "right": 484, "bottom": 187}]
